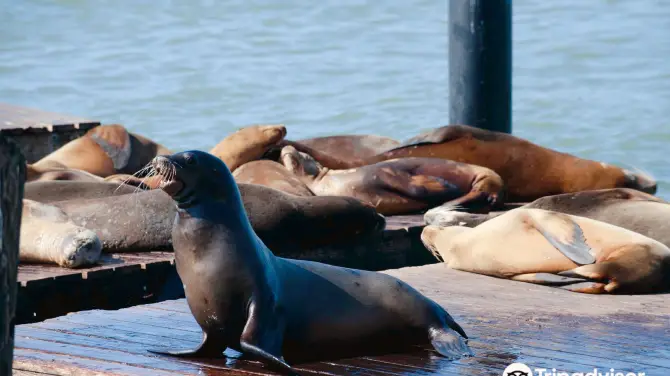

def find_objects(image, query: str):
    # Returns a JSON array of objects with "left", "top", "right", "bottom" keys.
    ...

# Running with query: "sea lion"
[
  {"left": 104, "top": 174, "right": 162, "bottom": 190},
  {"left": 20, "top": 199, "right": 101, "bottom": 268},
  {"left": 24, "top": 181, "right": 138, "bottom": 203},
  {"left": 425, "top": 189, "right": 670, "bottom": 248},
  {"left": 280, "top": 145, "right": 504, "bottom": 215},
  {"left": 421, "top": 208, "right": 670, "bottom": 294},
  {"left": 26, "top": 163, "right": 104, "bottom": 183},
  {"left": 233, "top": 160, "right": 314, "bottom": 197},
  {"left": 281, "top": 125, "right": 658, "bottom": 201},
  {"left": 147, "top": 150, "right": 472, "bottom": 373},
  {"left": 269, "top": 134, "right": 400, "bottom": 163},
  {"left": 209, "top": 124, "right": 287, "bottom": 172},
  {"left": 33, "top": 124, "right": 172, "bottom": 177},
  {"left": 50, "top": 183, "right": 384, "bottom": 253}
]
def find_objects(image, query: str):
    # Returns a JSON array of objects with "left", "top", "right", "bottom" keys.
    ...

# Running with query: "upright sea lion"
[
  {"left": 24, "top": 181, "right": 138, "bottom": 203},
  {"left": 425, "top": 189, "right": 670, "bottom": 248},
  {"left": 281, "top": 125, "right": 658, "bottom": 201},
  {"left": 147, "top": 150, "right": 472, "bottom": 373},
  {"left": 269, "top": 134, "right": 400, "bottom": 164},
  {"left": 20, "top": 199, "right": 101, "bottom": 268},
  {"left": 51, "top": 183, "right": 384, "bottom": 253},
  {"left": 233, "top": 160, "right": 314, "bottom": 197},
  {"left": 421, "top": 208, "right": 670, "bottom": 294},
  {"left": 280, "top": 145, "right": 504, "bottom": 215},
  {"left": 209, "top": 124, "right": 287, "bottom": 172},
  {"left": 33, "top": 124, "right": 172, "bottom": 177}
]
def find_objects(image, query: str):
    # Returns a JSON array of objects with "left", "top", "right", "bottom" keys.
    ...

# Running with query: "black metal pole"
[
  {"left": 449, "top": 0, "right": 512, "bottom": 134},
  {"left": 0, "top": 134, "right": 26, "bottom": 376}
]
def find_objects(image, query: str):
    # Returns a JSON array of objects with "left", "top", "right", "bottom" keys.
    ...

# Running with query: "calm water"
[{"left": 2, "top": 1, "right": 669, "bottom": 197}]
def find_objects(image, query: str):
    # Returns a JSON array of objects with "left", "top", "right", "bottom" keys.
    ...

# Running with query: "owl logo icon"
[{"left": 502, "top": 362, "right": 533, "bottom": 376}]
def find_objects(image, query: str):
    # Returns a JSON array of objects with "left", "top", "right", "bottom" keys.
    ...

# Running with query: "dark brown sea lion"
[
  {"left": 209, "top": 124, "right": 287, "bottom": 172},
  {"left": 233, "top": 160, "right": 314, "bottom": 197},
  {"left": 425, "top": 189, "right": 670, "bottom": 249},
  {"left": 421, "top": 208, "right": 670, "bottom": 294},
  {"left": 50, "top": 183, "right": 385, "bottom": 253},
  {"left": 147, "top": 150, "right": 472, "bottom": 373},
  {"left": 32, "top": 124, "right": 172, "bottom": 177},
  {"left": 279, "top": 145, "right": 504, "bottom": 215},
  {"left": 20, "top": 199, "right": 101, "bottom": 268},
  {"left": 24, "top": 181, "right": 138, "bottom": 203},
  {"left": 279, "top": 125, "right": 657, "bottom": 201},
  {"left": 274, "top": 134, "right": 400, "bottom": 163}
]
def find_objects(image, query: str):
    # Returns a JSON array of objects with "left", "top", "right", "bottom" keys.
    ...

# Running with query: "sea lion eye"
[{"left": 184, "top": 154, "right": 197, "bottom": 165}]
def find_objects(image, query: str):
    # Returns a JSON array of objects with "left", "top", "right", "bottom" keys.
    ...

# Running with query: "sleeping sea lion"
[
  {"left": 279, "top": 145, "right": 504, "bottom": 215},
  {"left": 421, "top": 208, "right": 670, "bottom": 294}
]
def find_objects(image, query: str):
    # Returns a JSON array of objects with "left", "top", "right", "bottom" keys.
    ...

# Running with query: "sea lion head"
[
  {"left": 210, "top": 124, "right": 287, "bottom": 171},
  {"left": 279, "top": 145, "right": 323, "bottom": 179},
  {"left": 152, "top": 150, "right": 234, "bottom": 208},
  {"left": 621, "top": 167, "right": 658, "bottom": 195}
]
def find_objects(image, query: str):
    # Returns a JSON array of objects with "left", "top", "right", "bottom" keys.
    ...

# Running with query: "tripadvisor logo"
[
  {"left": 502, "top": 363, "right": 646, "bottom": 376},
  {"left": 503, "top": 363, "right": 533, "bottom": 376}
]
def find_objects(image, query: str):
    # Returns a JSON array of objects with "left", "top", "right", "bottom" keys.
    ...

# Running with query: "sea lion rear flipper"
[
  {"left": 239, "top": 299, "right": 297, "bottom": 375},
  {"left": 528, "top": 212, "right": 596, "bottom": 265},
  {"left": 429, "top": 327, "right": 474, "bottom": 360},
  {"left": 148, "top": 332, "right": 224, "bottom": 358}
]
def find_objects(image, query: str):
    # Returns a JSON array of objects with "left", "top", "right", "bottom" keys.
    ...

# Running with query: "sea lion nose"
[{"left": 151, "top": 155, "right": 171, "bottom": 173}]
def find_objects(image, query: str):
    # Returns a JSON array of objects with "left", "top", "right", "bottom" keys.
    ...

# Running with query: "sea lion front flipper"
[
  {"left": 429, "top": 327, "right": 474, "bottom": 360},
  {"left": 239, "top": 299, "right": 297, "bottom": 375},
  {"left": 377, "top": 170, "right": 463, "bottom": 202},
  {"left": 511, "top": 272, "right": 591, "bottom": 286},
  {"left": 148, "top": 331, "right": 224, "bottom": 358},
  {"left": 528, "top": 211, "right": 596, "bottom": 265}
]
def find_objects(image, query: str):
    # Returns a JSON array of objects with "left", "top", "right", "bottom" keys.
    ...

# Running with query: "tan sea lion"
[
  {"left": 233, "top": 160, "right": 314, "bottom": 197},
  {"left": 33, "top": 124, "right": 173, "bottom": 177},
  {"left": 104, "top": 174, "right": 162, "bottom": 190},
  {"left": 280, "top": 145, "right": 504, "bottom": 215},
  {"left": 209, "top": 124, "right": 287, "bottom": 172},
  {"left": 20, "top": 199, "right": 101, "bottom": 268},
  {"left": 421, "top": 208, "right": 670, "bottom": 294},
  {"left": 147, "top": 150, "right": 472, "bottom": 373},
  {"left": 425, "top": 189, "right": 670, "bottom": 248},
  {"left": 280, "top": 125, "right": 657, "bottom": 201}
]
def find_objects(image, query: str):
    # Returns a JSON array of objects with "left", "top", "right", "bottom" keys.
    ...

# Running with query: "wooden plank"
[
  {"left": 15, "top": 214, "right": 434, "bottom": 326},
  {"left": 0, "top": 135, "right": 26, "bottom": 375},
  {"left": 13, "top": 264, "right": 670, "bottom": 375},
  {"left": 0, "top": 103, "right": 98, "bottom": 131}
]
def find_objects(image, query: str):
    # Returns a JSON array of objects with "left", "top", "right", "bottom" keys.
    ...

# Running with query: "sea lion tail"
[{"left": 429, "top": 327, "right": 474, "bottom": 360}]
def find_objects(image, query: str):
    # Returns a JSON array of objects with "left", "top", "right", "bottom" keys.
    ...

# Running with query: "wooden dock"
[
  {"left": 16, "top": 215, "right": 433, "bottom": 326},
  {"left": 13, "top": 263, "right": 670, "bottom": 375},
  {"left": 0, "top": 102, "right": 99, "bottom": 162}
]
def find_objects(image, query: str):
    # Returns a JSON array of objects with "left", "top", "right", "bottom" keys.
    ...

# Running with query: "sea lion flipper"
[
  {"left": 528, "top": 212, "right": 596, "bottom": 265},
  {"left": 512, "top": 272, "right": 591, "bottom": 286},
  {"left": 239, "top": 299, "right": 295, "bottom": 375},
  {"left": 378, "top": 170, "right": 461, "bottom": 201},
  {"left": 148, "top": 332, "right": 224, "bottom": 358},
  {"left": 429, "top": 327, "right": 474, "bottom": 360}
]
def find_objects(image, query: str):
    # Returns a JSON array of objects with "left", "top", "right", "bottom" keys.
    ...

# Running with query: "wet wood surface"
[
  {"left": 16, "top": 216, "right": 432, "bottom": 325},
  {"left": 13, "top": 263, "right": 670, "bottom": 375},
  {"left": 0, "top": 102, "right": 98, "bottom": 131}
]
